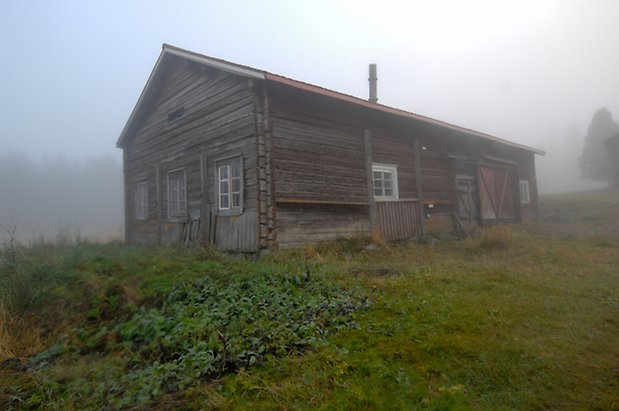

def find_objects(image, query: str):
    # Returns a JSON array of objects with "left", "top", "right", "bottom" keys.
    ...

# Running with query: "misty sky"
[{"left": 2, "top": 0, "right": 619, "bottom": 193}]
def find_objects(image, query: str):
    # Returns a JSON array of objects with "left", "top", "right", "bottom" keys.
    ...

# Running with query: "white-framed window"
[
  {"left": 218, "top": 158, "right": 243, "bottom": 214},
  {"left": 519, "top": 180, "right": 531, "bottom": 204},
  {"left": 373, "top": 163, "right": 399, "bottom": 200},
  {"left": 168, "top": 169, "right": 186, "bottom": 218},
  {"left": 135, "top": 181, "right": 148, "bottom": 221}
]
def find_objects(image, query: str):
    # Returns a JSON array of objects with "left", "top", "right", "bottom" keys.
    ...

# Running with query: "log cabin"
[{"left": 117, "top": 44, "right": 544, "bottom": 251}]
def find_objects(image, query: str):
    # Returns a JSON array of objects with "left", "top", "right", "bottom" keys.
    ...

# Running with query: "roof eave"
[
  {"left": 162, "top": 44, "right": 266, "bottom": 80},
  {"left": 116, "top": 48, "right": 167, "bottom": 148}
]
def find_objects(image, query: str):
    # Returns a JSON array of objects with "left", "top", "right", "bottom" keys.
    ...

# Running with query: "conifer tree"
[{"left": 579, "top": 107, "right": 619, "bottom": 181}]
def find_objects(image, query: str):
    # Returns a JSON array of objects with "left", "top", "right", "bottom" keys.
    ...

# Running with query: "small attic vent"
[{"left": 167, "top": 107, "right": 185, "bottom": 122}]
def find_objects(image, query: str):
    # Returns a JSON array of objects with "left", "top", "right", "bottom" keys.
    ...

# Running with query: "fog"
[
  {"left": 0, "top": 152, "right": 123, "bottom": 242},
  {"left": 1, "top": 0, "right": 618, "bottom": 241}
]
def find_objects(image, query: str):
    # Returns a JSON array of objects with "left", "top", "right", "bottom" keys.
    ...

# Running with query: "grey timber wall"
[
  {"left": 276, "top": 204, "right": 369, "bottom": 249},
  {"left": 122, "top": 55, "right": 260, "bottom": 250},
  {"left": 268, "top": 85, "right": 372, "bottom": 247}
]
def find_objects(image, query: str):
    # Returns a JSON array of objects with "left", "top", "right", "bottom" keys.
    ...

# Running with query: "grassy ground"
[{"left": 1, "top": 190, "right": 618, "bottom": 409}]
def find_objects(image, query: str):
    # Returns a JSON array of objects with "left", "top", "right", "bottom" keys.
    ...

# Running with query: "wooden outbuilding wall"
[
  {"left": 119, "top": 46, "right": 541, "bottom": 251},
  {"left": 122, "top": 55, "right": 261, "bottom": 250},
  {"left": 267, "top": 83, "right": 539, "bottom": 246}
]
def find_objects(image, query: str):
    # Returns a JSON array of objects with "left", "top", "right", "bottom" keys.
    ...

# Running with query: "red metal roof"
[{"left": 265, "top": 73, "right": 544, "bottom": 154}]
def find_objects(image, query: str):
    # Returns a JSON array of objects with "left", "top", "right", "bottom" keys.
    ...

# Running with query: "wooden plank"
[
  {"left": 375, "top": 200, "right": 423, "bottom": 241},
  {"left": 276, "top": 198, "right": 369, "bottom": 206},
  {"left": 215, "top": 210, "right": 258, "bottom": 251}
]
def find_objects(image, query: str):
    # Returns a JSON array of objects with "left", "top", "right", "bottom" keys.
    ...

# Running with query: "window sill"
[
  {"left": 167, "top": 216, "right": 188, "bottom": 223},
  {"left": 218, "top": 209, "right": 243, "bottom": 217}
]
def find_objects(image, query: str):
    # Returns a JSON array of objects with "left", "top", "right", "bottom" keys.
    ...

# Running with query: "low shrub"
[{"left": 67, "top": 269, "right": 368, "bottom": 408}]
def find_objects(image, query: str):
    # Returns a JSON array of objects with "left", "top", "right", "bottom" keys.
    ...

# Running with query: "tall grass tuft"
[
  {"left": 0, "top": 242, "right": 77, "bottom": 313},
  {"left": 0, "top": 303, "right": 15, "bottom": 359},
  {"left": 478, "top": 226, "right": 513, "bottom": 252},
  {"left": 370, "top": 226, "right": 385, "bottom": 246},
  {"left": 302, "top": 243, "right": 324, "bottom": 263}
]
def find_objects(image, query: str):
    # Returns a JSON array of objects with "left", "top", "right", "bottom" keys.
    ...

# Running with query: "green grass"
[
  {"left": 2, "top": 190, "right": 619, "bottom": 409},
  {"left": 210, "top": 231, "right": 618, "bottom": 410}
]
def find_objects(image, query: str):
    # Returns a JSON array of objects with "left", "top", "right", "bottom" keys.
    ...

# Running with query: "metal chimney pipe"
[{"left": 369, "top": 64, "right": 378, "bottom": 104}]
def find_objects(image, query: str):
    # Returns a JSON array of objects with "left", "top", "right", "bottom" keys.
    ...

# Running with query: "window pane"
[
  {"left": 231, "top": 163, "right": 240, "bottom": 178},
  {"left": 168, "top": 171, "right": 186, "bottom": 217},
  {"left": 220, "top": 193, "right": 229, "bottom": 209},
  {"left": 231, "top": 178, "right": 241, "bottom": 193},
  {"left": 218, "top": 160, "right": 243, "bottom": 211},
  {"left": 373, "top": 178, "right": 381, "bottom": 190},
  {"left": 220, "top": 181, "right": 229, "bottom": 195},
  {"left": 384, "top": 187, "right": 393, "bottom": 196},
  {"left": 135, "top": 182, "right": 148, "bottom": 220},
  {"left": 374, "top": 172, "right": 384, "bottom": 195},
  {"left": 519, "top": 181, "right": 530, "bottom": 203}
]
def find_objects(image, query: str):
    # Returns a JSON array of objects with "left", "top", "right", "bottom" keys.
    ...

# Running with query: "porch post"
[
  {"left": 413, "top": 138, "right": 426, "bottom": 236},
  {"left": 363, "top": 129, "right": 377, "bottom": 232}
]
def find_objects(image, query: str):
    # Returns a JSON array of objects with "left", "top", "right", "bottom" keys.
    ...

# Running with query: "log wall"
[
  {"left": 269, "top": 85, "right": 433, "bottom": 245},
  {"left": 122, "top": 55, "right": 259, "bottom": 249},
  {"left": 276, "top": 204, "right": 369, "bottom": 249}
]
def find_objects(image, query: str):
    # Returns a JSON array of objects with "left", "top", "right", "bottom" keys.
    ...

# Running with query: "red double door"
[{"left": 477, "top": 165, "right": 517, "bottom": 222}]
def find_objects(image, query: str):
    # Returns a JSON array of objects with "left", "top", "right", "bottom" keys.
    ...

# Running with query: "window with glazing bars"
[
  {"left": 168, "top": 169, "right": 186, "bottom": 217},
  {"left": 218, "top": 158, "right": 243, "bottom": 213},
  {"left": 135, "top": 181, "right": 148, "bottom": 220},
  {"left": 372, "top": 164, "right": 399, "bottom": 200},
  {"left": 519, "top": 180, "right": 530, "bottom": 204}
]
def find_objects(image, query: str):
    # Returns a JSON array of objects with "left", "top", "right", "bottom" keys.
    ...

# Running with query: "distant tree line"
[{"left": 0, "top": 151, "right": 123, "bottom": 243}]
